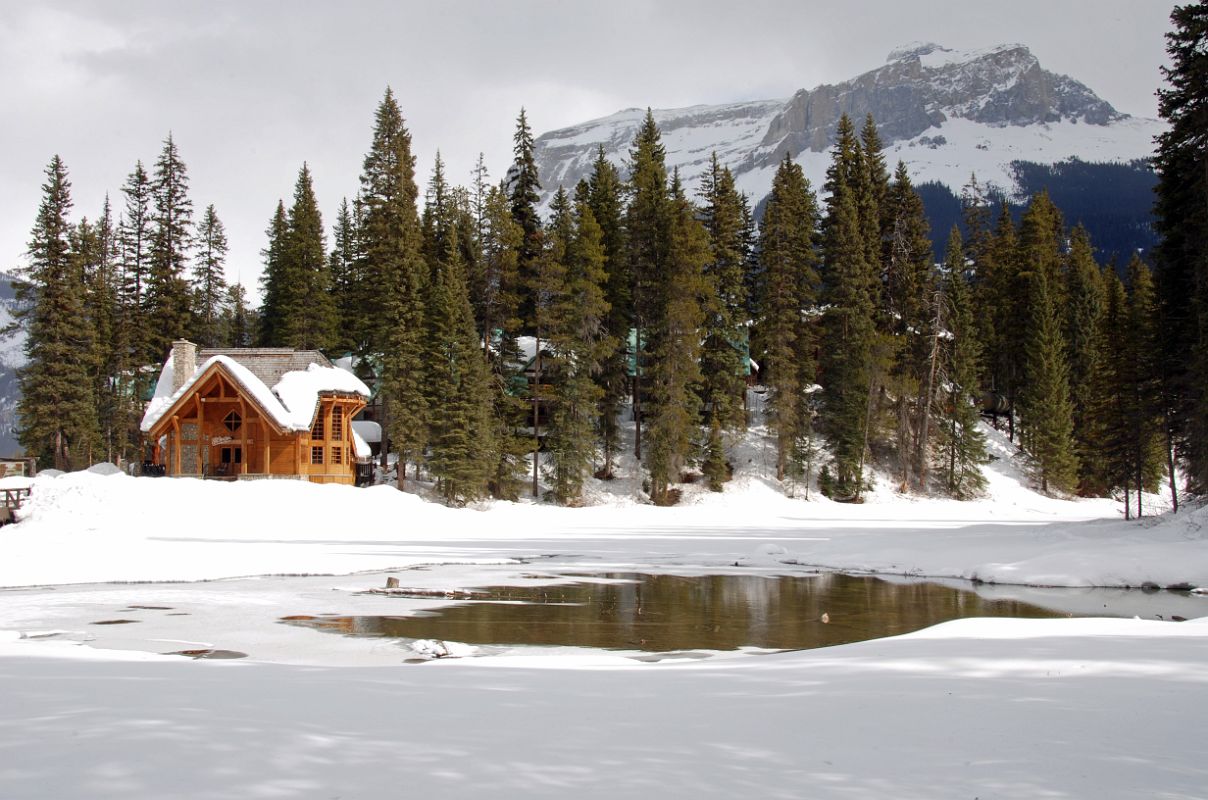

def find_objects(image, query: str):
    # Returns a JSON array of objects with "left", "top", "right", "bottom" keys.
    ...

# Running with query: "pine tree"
[
  {"left": 358, "top": 88, "right": 428, "bottom": 488},
  {"left": 625, "top": 110, "right": 672, "bottom": 462},
  {"left": 585, "top": 146, "right": 628, "bottom": 478},
  {"left": 940, "top": 228, "right": 989, "bottom": 498},
  {"left": 256, "top": 200, "right": 289, "bottom": 346},
  {"left": 644, "top": 172, "right": 709, "bottom": 504},
  {"left": 147, "top": 134, "right": 194, "bottom": 359},
  {"left": 818, "top": 115, "right": 877, "bottom": 500},
  {"left": 1153, "top": 1, "right": 1208, "bottom": 495},
  {"left": 510, "top": 108, "right": 544, "bottom": 333},
  {"left": 757, "top": 153, "right": 820, "bottom": 483},
  {"left": 191, "top": 204, "right": 229, "bottom": 348},
  {"left": 15, "top": 156, "right": 100, "bottom": 470},
  {"left": 698, "top": 153, "right": 750, "bottom": 437}
]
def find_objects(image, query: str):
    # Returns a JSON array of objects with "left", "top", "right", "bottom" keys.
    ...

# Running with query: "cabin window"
[
  {"left": 223, "top": 410, "right": 241, "bottom": 433},
  {"left": 331, "top": 446, "right": 343, "bottom": 465},
  {"left": 331, "top": 407, "right": 343, "bottom": 441},
  {"left": 311, "top": 415, "right": 325, "bottom": 440},
  {"left": 311, "top": 446, "right": 324, "bottom": 465}
]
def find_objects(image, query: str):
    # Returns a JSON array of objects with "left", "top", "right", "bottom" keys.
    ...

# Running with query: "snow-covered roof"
[
  {"left": 140, "top": 354, "right": 370, "bottom": 434},
  {"left": 351, "top": 420, "right": 382, "bottom": 444}
]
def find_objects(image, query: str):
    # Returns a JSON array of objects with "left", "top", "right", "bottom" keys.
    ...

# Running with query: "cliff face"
[{"left": 532, "top": 42, "right": 1155, "bottom": 206}]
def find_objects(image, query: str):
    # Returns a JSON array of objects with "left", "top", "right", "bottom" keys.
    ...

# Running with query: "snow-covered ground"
[{"left": 1, "top": 420, "right": 1205, "bottom": 798}]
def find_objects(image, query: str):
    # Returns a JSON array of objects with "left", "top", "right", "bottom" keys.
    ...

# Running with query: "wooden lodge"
[{"left": 140, "top": 341, "right": 371, "bottom": 485}]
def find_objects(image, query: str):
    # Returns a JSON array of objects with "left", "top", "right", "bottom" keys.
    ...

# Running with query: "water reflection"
[{"left": 283, "top": 573, "right": 1067, "bottom": 653}]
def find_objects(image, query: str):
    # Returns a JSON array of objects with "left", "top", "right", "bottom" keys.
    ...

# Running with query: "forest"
[{"left": 12, "top": 6, "right": 1208, "bottom": 513}]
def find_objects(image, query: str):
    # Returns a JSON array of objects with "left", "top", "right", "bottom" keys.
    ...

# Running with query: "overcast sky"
[{"left": 0, "top": 0, "right": 1176, "bottom": 294}]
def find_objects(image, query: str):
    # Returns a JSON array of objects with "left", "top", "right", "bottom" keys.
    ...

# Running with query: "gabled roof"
[{"left": 140, "top": 352, "right": 370, "bottom": 435}]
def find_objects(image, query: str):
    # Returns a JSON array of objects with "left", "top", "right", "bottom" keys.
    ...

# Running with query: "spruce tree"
[
  {"left": 191, "top": 204, "right": 229, "bottom": 348},
  {"left": 83, "top": 199, "right": 128, "bottom": 464},
  {"left": 1124, "top": 257, "right": 1165, "bottom": 515},
  {"left": 882, "top": 162, "right": 935, "bottom": 489},
  {"left": 585, "top": 146, "right": 628, "bottom": 478},
  {"left": 757, "top": 153, "right": 820, "bottom": 483},
  {"left": 256, "top": 200, "right": 289, "bottom": 346},
  {"left": 328, "top": 197, "right": 362, "bottom": 354},
  {"left": 1063, "top": 225, "right": 1104, "bottom": 490},
  {"left": 510, "top": 108, "right": 544, "bottom": 332},
  {"left": 818, "top": 115, "right": 877, "bottom": 499},
  {"left": 1018, "top": 267, "right": 1079, "bottom": 494},
  {"left": 940, "top": 229, "right": 989, "bottom": 498},
  {"left": 16, "top": 156, "right": 100, "bottom": 470},
  {"left": 644, "top": 173, "right": 709, "bottom": 504},
  {"left": 624, "top": 110, "right": 672, "bottom": 462},
  {"left": 221, "top": 283, "right": 253, "bottom": 347},
  {"left": 358, "top": 88, "right": 429, "bottom": 488},
  {"left": 118, "top": 161, "right": 155, "bottom": 382},
  {"left": 1085, "top": 269, "right": 1134, "bottom": 509},
  {"left": 423, "top": 219, "right": 496, "bottom": 504},
  {"left": 545, "top": 197, "right": 611, "bottom": 503},
  {"left": 147, "top": 134, "right": 194, "bottom": 359},
  {"left": 698, "top": 153, "right": 750, "bottom": 437},
  {"left": 282, "top": 163, "right": 336, "bottom": 350},
  {"left": 1153, "top": 1, "right": 1208, "bottom": 495}
]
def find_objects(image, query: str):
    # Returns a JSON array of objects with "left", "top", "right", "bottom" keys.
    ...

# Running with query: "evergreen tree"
[
  {"left": 882, "top": 162, "right": 935, "bottom": 489},
  {"left": 479, "top": 183, "right": 528, "bottom": 499},
  {"left": 585, "top": 146, "right": 628, "bottom": 478},
  {"left": 423, "top": 217, "right": 496, "bottom": 504},
  {"left": 757, "top": 154, "right": 820, "bottom": 483},
  {"left": 1085, "top": 269, "right": 1134, "bottom": 509},
  {"left": 940, "top": 228, "right": 989, "bottom": 498},
  {"left": 509, "top": 108, "right": 544, "bottom": 332},
  {"left": 118, "top": 161, "right": 155, "bottom": 392},
  {"left": 83, "top": 199, "right": 128, "bottom": 464},
  {"left": 624, "top": 109, "right": 672, "bottom": 462},
  {"left": 256, "top": 200, "right": 289, "bottom": 346},
  {"left": 1063, "top": 225, "right": 1104, "bottom": 490},
  {"left": 282, "top": 163, "right": 336, "bottom": 350},
  {"left": 328, "top": 197, "right": 362, "bottom": 354},
  {"left": 985, "top": 204, "right": 1023, "bottom": 439},
  {"left": 818, "top": 115, "right": 877, "bottom": 499},
  {"left": 545, "top": 197, "right": 611, "bottom": 503},
  {"left": 1153, "top": 1, "right": 1208, "bottom": 495},
  {"left": 221, "top": 282, "right": 253, "bottom": 347},
  {"left": 698, "top": 153, "right": 750, "bottom": 436},
  {"left": 358, "top": 88, "right": 428, "bottom": 488},
  {"left": 191, "top": 204, "right": 229, "bottom": 348},
  {"left": 1124, "top": 256, "right": 1166, "bottom": 515},
  {"left": 1018, "top": 265, "right": 1079, "bottom": 494},
  {"left": 15, "top": 156, "right": 100, "bottom": 470},
  {"left": 147, "top": 134, "right": 194, "bottom": 358},
  {"left": 644, "top": 173, "right": 709, "bottom": 504}
]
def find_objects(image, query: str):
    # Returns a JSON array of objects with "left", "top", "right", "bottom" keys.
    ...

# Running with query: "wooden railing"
[{"left": 2, "top": 488, "right": 30, "bottom": 510}]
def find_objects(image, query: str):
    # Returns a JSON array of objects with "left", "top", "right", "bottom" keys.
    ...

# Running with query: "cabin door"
[{"left": 218, "top": 446, "right": 242, "bottom": 476}]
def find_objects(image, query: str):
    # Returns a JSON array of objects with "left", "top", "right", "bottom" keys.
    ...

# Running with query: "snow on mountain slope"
[{"left": 533, "top": 42, "right": 1162, "bottom": 209}]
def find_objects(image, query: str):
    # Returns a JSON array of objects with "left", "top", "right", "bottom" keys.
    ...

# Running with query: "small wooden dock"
[{"left": 0, "top": 487, "right": 31, "bottom": 526}]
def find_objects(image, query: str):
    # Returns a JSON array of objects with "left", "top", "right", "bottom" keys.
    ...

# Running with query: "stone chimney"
[{"left": 171, "top": 340, "right": 198, "bottom": 393}]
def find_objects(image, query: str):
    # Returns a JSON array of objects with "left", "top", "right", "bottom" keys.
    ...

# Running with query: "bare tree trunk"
[
  {"left": 915, "top": 290, "right": 944, "bottom": 491},
  {"left": 533, "top": 335, "right": 541, "bottom": 498},
  {"left": 1167, "top": 423, "right": 1179, "bottom": 514}
]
